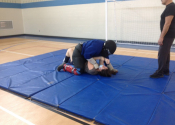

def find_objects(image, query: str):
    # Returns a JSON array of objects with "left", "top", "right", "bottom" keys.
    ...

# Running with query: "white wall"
[
  {"left": 0, "top": 0, "right": 53, "bottom": 3},
  {"left": 22, "top": 3, "right": 106, "bottom": 39},
  {"left": 22, "top": 0, "right": 175, "bottom": 43},
  {"left": 0, "top": 8, "right": 24, "bottom": 36},
  {"left": 0, "top": 0, "right": 21, "bottom": 3},
  {"left": 20, "top": 0, "right": 54, "bottom": 4},
  {"left": 1, "top": 0, "right": 173, "bottom": 43}
]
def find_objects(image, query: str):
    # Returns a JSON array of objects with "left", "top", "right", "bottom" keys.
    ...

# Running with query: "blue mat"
[
  {"left": 31, "top": 74, "right": 98, "bottom": 107},
  {"left": 0, "top": 49, "right": 175, "bottom": 125}
]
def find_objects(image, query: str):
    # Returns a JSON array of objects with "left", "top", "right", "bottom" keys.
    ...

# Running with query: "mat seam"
[
  {"left": 146, "top": 70, "right": 175, "bottom": 125},
  {"left": 161, "top": 66, "right": 175, "bottom": 93},
  {"left": 29, "top": 75, "right": 74, "bottom": 98},
  {"left": 0, "top": 57, "right": 64, "bottom": 80},
  {"left": 0, "top": 88, "right": 90, "bottom": 125},
  {"left": 146, "top": 95, "right": 163, "bottom": 125},
  {"left": 0, "top": 49, "right": 66, "bottom": 71},
  {"left": 58, "top": 80, "right": 98, "bottom": 106},
  {"left": 30, "top": 100, "right": 91, "bottom": 125},
  {"left": 94, "top": 58, "right": 155, "bottom": 124}
]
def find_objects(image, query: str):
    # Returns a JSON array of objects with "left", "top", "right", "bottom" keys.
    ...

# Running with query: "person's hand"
[
  {"left": 158, "top": 37, "right": 164, "bottom": 46},
  {"left": 99, "top": 65, "right": 108, "bottom": 71},
  {"left": 104, "top": 58, "right": 110, "bottom": 65}
]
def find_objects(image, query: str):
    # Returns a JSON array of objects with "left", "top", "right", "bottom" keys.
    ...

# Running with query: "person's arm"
[
  {"left": 87, "top": 58, "right": 99, "bottom": 69},
  {"left": 158, "top": 16, "right": 174, "bottom": 45},
  {"left": 87, "top": 56, "right": 108, "bottom": 70},
  {"left": 93, "top": 56, "right": 104, "bottom": 60},
  {"left": 93, "top": 57, "right": 110, "bottom": 64},
  {"left": 87, "top": 56, "right": 106, "bottom": 69},
  {"left": 93, "top": 57, "right": 118, "bottom": 74},
  {"left": 93, "top": 56, "right": 105, "bottom": 65}
]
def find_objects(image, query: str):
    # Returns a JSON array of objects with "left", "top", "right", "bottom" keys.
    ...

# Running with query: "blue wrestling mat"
[{"left": 0, "top": 49, "right": 175, "bottom": 125}]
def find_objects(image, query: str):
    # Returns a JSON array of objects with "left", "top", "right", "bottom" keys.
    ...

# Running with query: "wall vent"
[{"left": 0, "top": 21, "right": 13, "bottom": 29}]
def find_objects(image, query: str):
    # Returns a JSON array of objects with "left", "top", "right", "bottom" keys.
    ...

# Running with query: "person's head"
[
  {"left": 97, "top": 65, "right": 112, "bottom": 77},
  {"left": 101, "top": 40, "right": 117, "bottom": 58},
  {"left": 85, "top": 64, "right": 112, "bottom": 77},
  {"left": 85, "top": 63, "right": 99, "bottom": 75},
  {"left": 86, "top": 68, "right": 112, "bottom": 77},
  {"left": 161, "top": 0, "right": 173, "bottom": 5},
  {"left": 98, "top": 69, "right": 112, "bottom": 77},
  {"left": 105, "top": 40, "right": 116, "bottom": 55}
]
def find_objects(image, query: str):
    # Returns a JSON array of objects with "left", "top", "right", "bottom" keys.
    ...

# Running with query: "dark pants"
[
  {"left": 157, "top": 37, "right": 175, "bottom": 74},
  {"left": 72, "top": 43, "right": 87, "bottom": 73}
]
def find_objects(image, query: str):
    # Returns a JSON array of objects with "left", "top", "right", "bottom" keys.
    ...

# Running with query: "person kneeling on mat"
[
  {"left": 57, "top": 47, "right": 115, "bottom": 77},
  {"left": 57, "top": 39, "right": 118, "bottom": 76}
]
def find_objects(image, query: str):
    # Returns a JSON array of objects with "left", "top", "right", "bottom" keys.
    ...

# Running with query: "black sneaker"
[
  {"left": 150, "top": 72, "right": 164, "bottom": 78},
  {"left": 163, "top": 71, "right": 169, "bottom": 76},
  {"left": 57, "top": 63, "right": 65, "bottom": 71}
]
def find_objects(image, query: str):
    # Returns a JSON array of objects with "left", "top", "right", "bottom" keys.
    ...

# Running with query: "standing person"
[
  {"left": 57, "top": 39, "right": 118, "bottom": 74},
  {"left": 150, "top": 0, "right": 175, "bottom": 78}
]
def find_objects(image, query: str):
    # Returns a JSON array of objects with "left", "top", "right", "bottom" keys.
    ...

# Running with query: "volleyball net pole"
[{"left": 105, "top": 0, "right": 118, "bottom": 44}]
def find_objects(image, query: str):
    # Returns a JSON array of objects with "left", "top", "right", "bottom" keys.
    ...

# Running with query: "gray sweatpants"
[{"left": 157, "top": 37, "right": 175, "bottom": 74}]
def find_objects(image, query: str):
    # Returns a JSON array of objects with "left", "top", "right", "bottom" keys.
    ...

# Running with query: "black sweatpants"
[
  {"left": 157, "top": 37, "right": 175, "bottom": 74},
  {"left": 72, "top": 43, "right": 87, "bottom": 73}
]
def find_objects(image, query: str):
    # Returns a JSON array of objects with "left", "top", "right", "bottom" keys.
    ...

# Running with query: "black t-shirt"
[{"left": 160, "top": 2, "right": 175, "bottom": 38}]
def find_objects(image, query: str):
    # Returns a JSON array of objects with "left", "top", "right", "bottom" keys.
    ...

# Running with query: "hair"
[{"left": 98, "top": 69, "right": 112, "bottom": 77}]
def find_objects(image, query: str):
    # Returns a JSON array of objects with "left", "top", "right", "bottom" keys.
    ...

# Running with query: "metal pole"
[
  {"left": 114, "top": 0, "right": 118, "bottom": 43},
  {"left": 105, "top": 0, "right": 108, "bottom": 41}
]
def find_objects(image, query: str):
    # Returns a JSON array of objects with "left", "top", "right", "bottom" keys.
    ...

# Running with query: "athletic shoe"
[
  {"left": 57, "top": 63, "right": 65, "bottom": 71},
  {"left": 150, "top": 72, "right": 164, "bottom": 78},
  {"left": 163, "top": 71, "right": 169, "bottom": 75}
]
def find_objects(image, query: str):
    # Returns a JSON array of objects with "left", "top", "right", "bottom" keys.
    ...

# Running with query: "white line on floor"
[
  {"left": 1, "top": 50, "right": 34, "bottom": 57},
  {"left": 0, "top": 105, "right": 35, "bottom": 125}
]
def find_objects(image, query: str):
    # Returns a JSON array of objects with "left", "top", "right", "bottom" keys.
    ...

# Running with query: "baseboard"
[
  {"left": 0, "top": 34, "right": 24, "bottom": 39},
  {"left": 23, "top": 34, "right": 95, "bottom": 41},
  {"left": 1, "top": 34, "right": 174, "bottom": 47}
]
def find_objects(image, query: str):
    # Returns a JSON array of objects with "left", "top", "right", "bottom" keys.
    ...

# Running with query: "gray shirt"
[{"left": 84, "top": 62, "right": 98, "bottom": 75}]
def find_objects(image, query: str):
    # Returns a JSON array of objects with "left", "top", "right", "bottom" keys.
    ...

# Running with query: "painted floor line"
[
  {"left": 0, "top": 105, "right": 35, "bottom": 125},
  {"left": 1, "top": 50, "right": 34, "bottom": 57}
]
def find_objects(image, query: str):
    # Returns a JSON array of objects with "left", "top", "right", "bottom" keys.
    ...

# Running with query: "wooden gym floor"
[{"left": 0, "top": 37, "right": 175, "bottom": 125}]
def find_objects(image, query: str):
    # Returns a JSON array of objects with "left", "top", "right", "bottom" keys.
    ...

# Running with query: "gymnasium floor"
[{"left": 0, "top": 37, "right": 175, "bottom": 125}]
